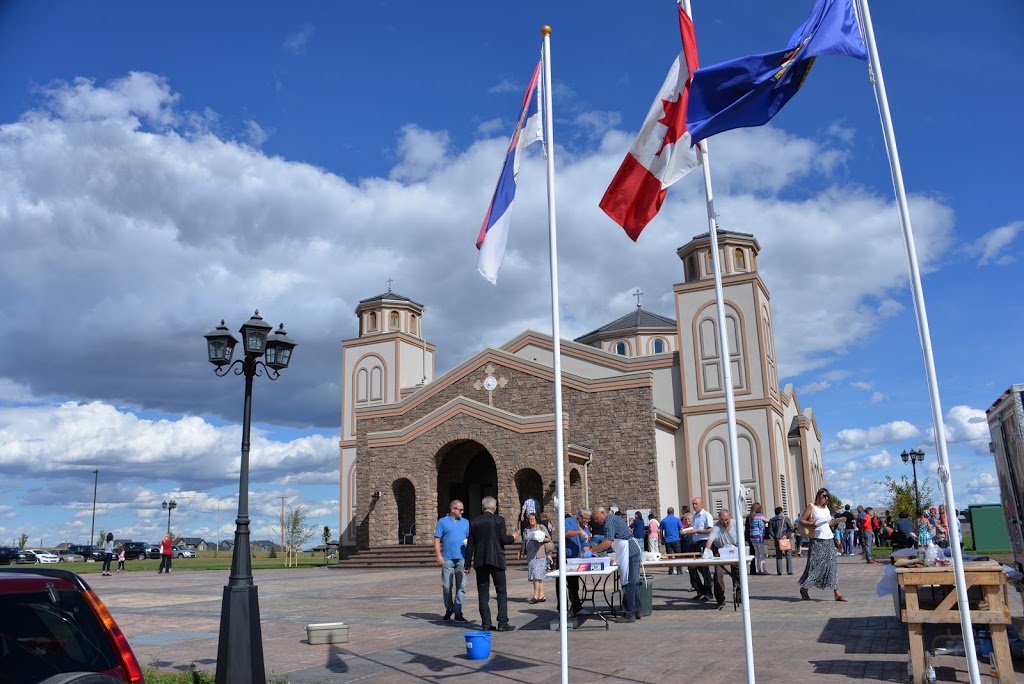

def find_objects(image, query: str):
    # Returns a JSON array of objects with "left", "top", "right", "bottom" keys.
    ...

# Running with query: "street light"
[
  {"left": 901, "top": 448, "right": 925, "bottom": 515},
  {"left": 204, "top": 311, "right": 296, "bottom": 684},
  {"left": 162, "top": 500, "right": 178, "bottom": 535}
]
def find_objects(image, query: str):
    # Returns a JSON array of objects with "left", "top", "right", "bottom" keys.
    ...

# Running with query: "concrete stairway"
[{"left": 334, "top": 543, "right": 528, "bottom": 569}]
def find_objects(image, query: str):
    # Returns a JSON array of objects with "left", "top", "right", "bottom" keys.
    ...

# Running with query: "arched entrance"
[
  {"left": 514, "top": 468, "right": 544, "bottom": 514},
  {"left": 436, "top": 440, "right": 497, "bottom": 521},
  {"left": 393, "top": 478, "right": 416, "bottom": 544}
]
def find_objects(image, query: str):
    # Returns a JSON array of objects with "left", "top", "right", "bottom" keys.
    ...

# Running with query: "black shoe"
[
  {"left": 717, "top": 602, "right": 725, "bottom": 610},
  {"left": 454, "top": 614, "right": 468, "bottom": 623},
  {"left": 443, "top": 610, "right": 452, "bottom": 621},
  {"left": 495, "top": 623, "right": 515, "bottom": 632},
  {"left": 481, "top": 624, "right": 494, "bottom": 631},
  {"left": 697, "top": 594, "right": 710, "bottom": 602},
  {"left": 613, "top": 615, "right": 636, "bottom": 624},
  {"left": 570, "top": 605, "right": 584, "bottom": 615},
  {"left": 633, "top": 613, "right": 642, "bottom": 621}
]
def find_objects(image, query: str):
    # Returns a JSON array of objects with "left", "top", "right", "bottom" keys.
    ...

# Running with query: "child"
[{"left": 115, "top": 545, "right": 126, "bottom": 573}]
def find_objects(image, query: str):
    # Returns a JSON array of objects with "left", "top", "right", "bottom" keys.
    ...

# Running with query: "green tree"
[
  {"left": 282, "top": 505, "right": 316, "bottom": 567},
  {"left": 322, "top": 525, "right": 331, "bottom": 566},
  {"left": 878, "top": 474, "right": 933, "bottom": 517},
  {"left": 17, "top": 533, "right": 28, "bottom": 549},
  {"left": 827, "top": 493, "right": 843, "bottom": 513}
]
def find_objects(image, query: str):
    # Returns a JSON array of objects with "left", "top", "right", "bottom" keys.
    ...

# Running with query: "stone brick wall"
[{"left": 355, "top": 361, "right": 660, "bottom": 548}]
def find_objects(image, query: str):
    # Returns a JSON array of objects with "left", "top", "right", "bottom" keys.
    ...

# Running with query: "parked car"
[
  {"left": 24, "top": 549, "right": 60, "bottom": 564},
  {"left": 121, "top": 542, "right": 151, "bottom": 561},
  {"left": 56, "top": 549, "right": 86, "bottom": 563},
  {"left": 0, "top": 566, "right": 144, "bottom": 682},
  {"left": 147, "top": 545, "right": 161, "bottom": 559},
  {"left": 68, "top": 544, "right": 105, "bottom": 562},
  {"left": 172, "top": 546, "right": 196, "bottom": 558},
  {"left": 0, "top": 546, "right": 33, "bottom": 565}
]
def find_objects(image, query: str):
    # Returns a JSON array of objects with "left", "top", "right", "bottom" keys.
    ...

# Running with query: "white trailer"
[{"left": 986, "top": 384, "right": 1024, "bottom": 572}]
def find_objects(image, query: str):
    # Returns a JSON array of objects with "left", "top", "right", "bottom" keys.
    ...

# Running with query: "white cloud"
[
  {"left": 0, "top": 71, "right": 960, "bottom": 438},
  {"left": 797, "top": 381, "right": 830, "bottom": 395},
  {"left": 832, "top": 420, "right": 920, "bottom": 450},
  {"left": 970, "top": 220, "right": 1023, "bottom": 266},
  {"left": 866, "top": 451, "right": 893, "bottom": 468},
  {"left": 869, "top": 392, "right": 886, "bottom": 404},
  {"left": 282, "top": 24, "right": 315, "bottom": 56},
  {"left": 851, "top": 381, "right": 873, "bottom": 391},
  {"left": 243, "top": 120, "right": 268, "bottom": 147},
  {"left": 0, "top": 400, "right": 339, "bottom": 487},
  {"left": 487, "top": 78, "right": 520, "bottom": 95}
]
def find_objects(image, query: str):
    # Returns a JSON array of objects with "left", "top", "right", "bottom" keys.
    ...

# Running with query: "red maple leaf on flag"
[{"left": 656, "top": 91, "right": 687, "bottom": 157}]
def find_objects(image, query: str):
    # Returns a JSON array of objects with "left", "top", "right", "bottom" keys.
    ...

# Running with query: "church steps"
[{"left": 333, "top": 544, "right": 528, "bottom": 569}]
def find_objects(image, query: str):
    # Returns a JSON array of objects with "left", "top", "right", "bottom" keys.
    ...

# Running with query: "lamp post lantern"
[
  {"left": 205, "top": 311, "right": 296, "bottom": 684},
  {"left": 901, "top": 448, "right": 925, "bottom": 515},
  {"left": 162, "top": 500, "right": 177, "bottom": 535}
]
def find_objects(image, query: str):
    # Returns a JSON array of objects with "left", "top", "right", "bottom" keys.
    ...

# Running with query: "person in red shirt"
[
  {"left": 860, "top": 508, "right": 878, "bottom": 564},
  {"left": 158, "top": 533, "right": 182, "bottom": 574}
]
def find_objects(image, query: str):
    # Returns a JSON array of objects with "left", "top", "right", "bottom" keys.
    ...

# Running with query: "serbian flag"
[
  {"left": 600, "top": 7, "right": 701, "bottom": 242},
  {"left": 476, "top": 60, "right": 544, "bottom": 284}
]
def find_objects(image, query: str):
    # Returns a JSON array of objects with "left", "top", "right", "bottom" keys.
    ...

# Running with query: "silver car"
[{"left": 56, "top": 549, "right": 86, "bottom": 563}]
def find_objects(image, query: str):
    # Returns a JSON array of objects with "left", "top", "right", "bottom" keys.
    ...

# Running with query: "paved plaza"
[{"left": 96, "top": 554, "right": 1024, "bottom": 682}]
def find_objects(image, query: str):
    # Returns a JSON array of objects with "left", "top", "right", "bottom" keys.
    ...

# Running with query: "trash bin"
[{"left": 639, "top": 577, "right": 653, "bottom": 617}]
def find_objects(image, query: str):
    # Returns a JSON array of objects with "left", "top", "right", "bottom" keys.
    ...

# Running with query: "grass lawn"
[{"left": 48, "top": 550, "right": 333, "bottom": 574}]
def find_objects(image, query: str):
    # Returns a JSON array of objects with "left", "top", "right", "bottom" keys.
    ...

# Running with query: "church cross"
[
  {"left": 633, "top": 288, "right": 644, "bottom": 309},
  {"left": 387, "top": 278, "right": 393, "bottom": 292}
]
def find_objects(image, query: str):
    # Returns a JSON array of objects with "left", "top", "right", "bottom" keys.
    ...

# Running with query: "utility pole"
[{"left": 90, "top": 469, "right": 99, "bottom": 547}]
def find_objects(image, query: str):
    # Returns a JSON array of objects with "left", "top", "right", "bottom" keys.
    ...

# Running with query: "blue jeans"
[
  {"left": 621, "top": 548, "right": 641, "bottom": 617},
  {"left": 664, "top": 540, "right": 681, "bottom": 573},
  {"left": 441, "top": 558, "right": 465, "bottom": 615},
  {"left": 843, "top": 529, "right": 855, "bottom": 555}
]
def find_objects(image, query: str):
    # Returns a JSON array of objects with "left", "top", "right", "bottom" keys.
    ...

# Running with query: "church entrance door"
[{"left": 436, "top": 440, "right": 497, "bottom": 521}]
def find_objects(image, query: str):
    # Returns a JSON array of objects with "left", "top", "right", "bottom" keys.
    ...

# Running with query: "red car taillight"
[{"left": 82, "top": 587, "right": 145, "bottom": 683}]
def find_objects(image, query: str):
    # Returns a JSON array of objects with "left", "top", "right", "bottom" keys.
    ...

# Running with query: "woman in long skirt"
[
  {"left": 798, "top": 488, "right": 848, "bottom": 602},
  {"left": 521, "top": 513, "right": 551, "bottom": 604}
]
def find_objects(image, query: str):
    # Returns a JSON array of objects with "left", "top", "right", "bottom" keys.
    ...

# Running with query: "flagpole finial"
[{"left": 540, "top": 25, "right": 552, "bottom": 36}]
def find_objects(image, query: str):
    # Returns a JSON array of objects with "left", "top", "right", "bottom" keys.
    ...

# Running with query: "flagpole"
[
  {"left": 540, "top": 25, "right": 570, "bottom": 684},
  {"left": 855, "top": 2, "right": 980, "bottom": 681},
  {"left": 683, "top": 2, "right": 755, "bottom": 682}
]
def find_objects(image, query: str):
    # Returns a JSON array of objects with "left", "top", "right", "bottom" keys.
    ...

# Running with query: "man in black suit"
[{"left": 465, "top": 495, "right": 519, "bottom": 631}]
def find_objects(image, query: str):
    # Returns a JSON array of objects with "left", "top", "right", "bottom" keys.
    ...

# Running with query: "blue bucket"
[{"left": 464, "top": 631, "right": 492, "bottom": 660}]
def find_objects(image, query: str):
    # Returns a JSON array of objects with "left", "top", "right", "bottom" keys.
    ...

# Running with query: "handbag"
[
  {"left": 778, "top": 537, "right": 792, "bottom": 552},
  {"left": 796, "top": 519, "right": 816, "bottom": 539}
]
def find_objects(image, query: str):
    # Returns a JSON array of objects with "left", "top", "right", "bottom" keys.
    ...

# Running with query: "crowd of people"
[{"left": 433, "top": 492, "right": 956, "bottom": 630}]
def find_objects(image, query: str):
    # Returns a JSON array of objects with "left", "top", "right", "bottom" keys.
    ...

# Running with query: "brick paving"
[{"left": 94, "top": 554, "right": 1024, "bottom": 682}]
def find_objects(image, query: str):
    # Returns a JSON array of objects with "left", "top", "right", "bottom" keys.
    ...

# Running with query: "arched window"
[
  {"left": 687, "top": 255, "right": 697, "bottom": 281},
  {"left": 410, "top": 315, "right": 418, "bottom": 336},
  {"left": 356, "top": 368, "right": 369, "bottom": 403},
  {"left": 370, "top": 366, "right": 383, "bottom": 401},
  {"left": 389, "top": 311, "right": 400, "bottom": 330},
  {"left": 653, "top": 338, "right": 665, "bottom": 354},
  {"left": 697, "top": 308, "right": 746, "bottom": 394},
  {"left": 734, "top": 248, "right": 746, "bottom": 271},
  {"left": 615, "top": 341, "right": 628, "bottom": 356},
  {"left": 368, "top": 312, "right": 378, "bottom": 332}
]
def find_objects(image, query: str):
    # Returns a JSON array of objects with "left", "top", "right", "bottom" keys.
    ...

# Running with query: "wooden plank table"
[{"left": 896, "top": 561, "right": 1013, "bottom": 683}]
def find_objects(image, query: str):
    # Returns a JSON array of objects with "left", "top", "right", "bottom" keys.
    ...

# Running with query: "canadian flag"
[{"left": 600, "top": 7, "right": 701, "bottom": 241}]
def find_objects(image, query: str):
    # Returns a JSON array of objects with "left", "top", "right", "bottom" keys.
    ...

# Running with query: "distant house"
[
  {"left": 178, "top": 537, "right": 208, "bottom": 551},
  {"left": 217, "top": 540, "right": 234, "bottom": 552},
  {"left": 113, "top": 539, "right": 133, "bottom": 547},
  {"left": 250, "top": 540, "right": 280, "bottom": 553},
  {"left": 54, "top": 543, "right": 73, "bottom": 550}
]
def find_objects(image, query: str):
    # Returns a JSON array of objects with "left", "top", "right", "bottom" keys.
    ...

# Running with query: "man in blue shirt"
[
  {"left": 434, "top": 499, "right": 470, "bottom": 622},
  {"left": 560, "top": 508, "right": 591, "bottom": 615},
  {"left": 591, "top": 506, "right": 642, "bottom": 624},
  {"left": 660, "top": 507, "right": 684, "bottom": 575}
]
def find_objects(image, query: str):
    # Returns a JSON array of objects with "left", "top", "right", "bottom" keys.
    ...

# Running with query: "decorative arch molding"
[
  {"left": 350, "top": 351, "right": 389, "bottom": 436},
  {"left": 691, "top": 300, "right": 751, "bottom": 399},
  {"left": 695, "top": 417, "right": 764, "bottom": 514}
]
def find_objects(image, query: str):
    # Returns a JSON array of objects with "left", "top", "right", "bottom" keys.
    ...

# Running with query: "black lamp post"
[
  {"left": 901, "top": 448, "right": 925, "bottom": 515},
  {"left": 162, "top": 500, "right": 177, "bottom": 535},
  {"left": 204, "top": 311, "right": 296, "bottom": 684}
]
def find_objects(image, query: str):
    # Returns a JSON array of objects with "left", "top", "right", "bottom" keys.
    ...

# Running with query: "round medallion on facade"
[{"left": 483, "top": 375, "right": 498, "bottom": 391}]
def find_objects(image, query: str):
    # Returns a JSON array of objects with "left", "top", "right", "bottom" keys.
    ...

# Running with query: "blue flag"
[{"left": 686, "top": 0, "right": 867, "bottom": 144}]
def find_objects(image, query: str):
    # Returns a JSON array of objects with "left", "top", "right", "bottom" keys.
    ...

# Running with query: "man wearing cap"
[{"left": 591, "top": 505, "right": 642, "bottom": 624}]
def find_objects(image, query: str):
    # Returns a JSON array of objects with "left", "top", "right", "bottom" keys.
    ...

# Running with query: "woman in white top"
[{"left": 797, "top": 488, "right": 848, "bottom": 602}]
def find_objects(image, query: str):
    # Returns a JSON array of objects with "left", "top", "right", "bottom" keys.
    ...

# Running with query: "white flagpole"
[
  {"left": 855, "top": 2, "right": 980, "bottom": 681},
  {"left": 540, "top": 25, "right": 570, "bottom": 684},
  {"left": 683, "top": 2, "right": 756, "bottom": 682}
]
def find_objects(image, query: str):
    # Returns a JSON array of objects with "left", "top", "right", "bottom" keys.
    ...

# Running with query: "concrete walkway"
[{"left": 96, "top": 553, "right": 1024, "bottom": 682}]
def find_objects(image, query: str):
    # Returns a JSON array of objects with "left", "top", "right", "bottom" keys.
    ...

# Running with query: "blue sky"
[{"left": 0, "top": 1, "right": 1021, "bottom": 547}]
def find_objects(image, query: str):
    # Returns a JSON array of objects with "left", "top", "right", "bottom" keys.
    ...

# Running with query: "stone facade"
[{"left": 355, "top": 359, "right": 658, "bottom": 548}]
